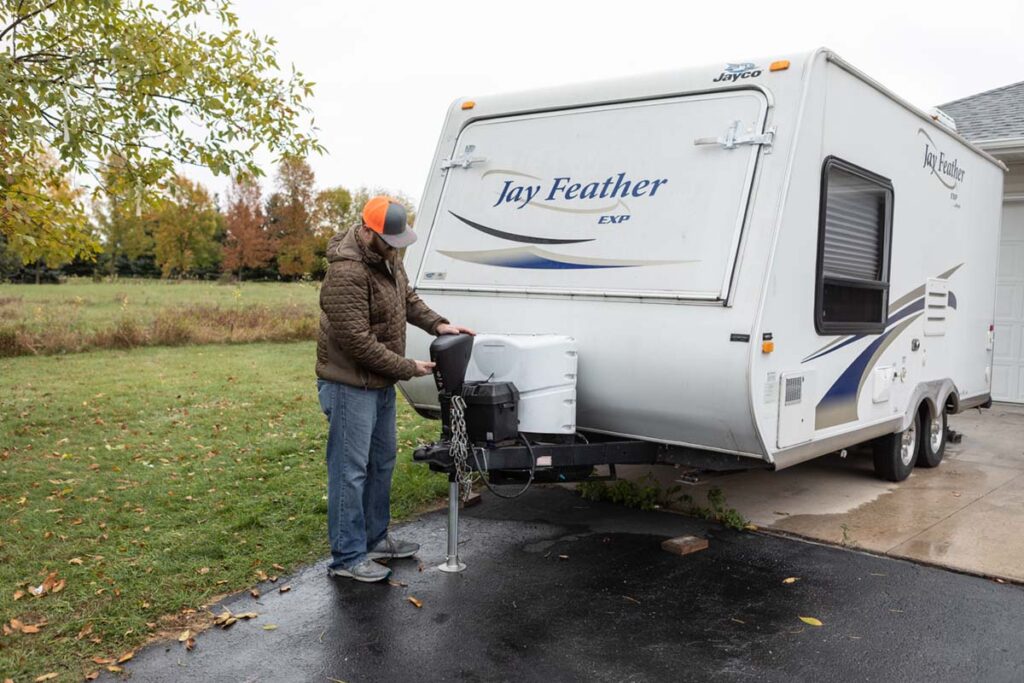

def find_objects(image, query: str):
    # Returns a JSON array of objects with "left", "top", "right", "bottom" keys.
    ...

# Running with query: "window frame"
[{"left": 814, "top": 156, "right": 895, "bottom": 336}]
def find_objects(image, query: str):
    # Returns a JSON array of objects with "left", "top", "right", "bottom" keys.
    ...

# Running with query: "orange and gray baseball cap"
[{"left": 362, "top": 196, "right": 417, "bottom": 248}]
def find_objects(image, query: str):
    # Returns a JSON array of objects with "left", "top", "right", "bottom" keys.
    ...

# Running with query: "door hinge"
[
  {"left": 440, "top": 144, "right": 487, "bottom": 170},
  {"left": 694, "top": 120, "right": 775, "bottom": 152}
]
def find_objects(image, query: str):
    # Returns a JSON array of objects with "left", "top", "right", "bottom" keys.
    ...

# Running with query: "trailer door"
[{"left": 416, "top": 89, "right": 769, "bottom": 301}]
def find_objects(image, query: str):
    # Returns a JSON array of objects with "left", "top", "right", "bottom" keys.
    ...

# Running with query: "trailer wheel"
[
  {"left": 872, "top": 411, "right": 921, "bottom": 482},
  {"left": 916, "top": 406, "right": 947, "bottom": 468}
]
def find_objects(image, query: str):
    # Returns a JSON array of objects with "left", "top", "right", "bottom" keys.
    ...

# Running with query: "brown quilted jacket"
[{"left": 316, "top": 228, "right": 447, "bottom": 388}]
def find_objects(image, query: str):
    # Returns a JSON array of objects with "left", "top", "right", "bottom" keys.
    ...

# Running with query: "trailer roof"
[{"left": 453, "top": 48, "right": 1006, "bottom": 172}]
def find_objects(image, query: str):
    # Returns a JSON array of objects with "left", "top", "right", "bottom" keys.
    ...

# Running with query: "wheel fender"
[{"left": 899, "top": 379, "right": 956, "bottom": 432}]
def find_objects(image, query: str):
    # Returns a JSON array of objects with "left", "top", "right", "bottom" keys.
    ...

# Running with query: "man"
[{"left": 316, "top": 196, "right": 473, "bottom": 582}]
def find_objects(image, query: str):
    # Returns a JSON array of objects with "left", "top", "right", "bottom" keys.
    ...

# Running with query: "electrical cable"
[{"left": 472, "top": 433, "right": 536, "bottom": 500}]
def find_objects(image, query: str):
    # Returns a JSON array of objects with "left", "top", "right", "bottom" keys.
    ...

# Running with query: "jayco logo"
[
  {"left": 712, "top": 62, "right": 761, "bottom": 83},
  {"left": 493, "top": 172, "right": 669, "bottom": 209}
]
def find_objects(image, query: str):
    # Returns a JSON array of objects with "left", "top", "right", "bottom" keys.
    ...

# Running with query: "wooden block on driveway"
[{"left": 661, "top": 535, "right": 708, "bottom": 557}]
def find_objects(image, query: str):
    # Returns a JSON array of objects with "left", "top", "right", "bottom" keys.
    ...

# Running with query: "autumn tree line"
[{"left": 0, "top": 155, "right": 412, "bottom": 284}]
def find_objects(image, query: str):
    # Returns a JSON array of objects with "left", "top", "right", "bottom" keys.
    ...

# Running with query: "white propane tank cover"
[{"left": 466, "top": 334, "right": 578, "bottom": 435}]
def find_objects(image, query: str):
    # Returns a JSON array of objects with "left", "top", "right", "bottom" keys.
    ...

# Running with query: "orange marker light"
[
  {"left": 769, "top": 60, "right": 790, "bottom": 72},
  {"left": 762, "top": 340, "right": 775, "bottom": 353},
  {"left": 461, "top": 100, "right": 476, "bottom": 110}
]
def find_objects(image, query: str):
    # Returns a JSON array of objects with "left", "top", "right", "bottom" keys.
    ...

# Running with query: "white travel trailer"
[{"left": 401, "top": 48, "right": 1005, "bottom": 485}]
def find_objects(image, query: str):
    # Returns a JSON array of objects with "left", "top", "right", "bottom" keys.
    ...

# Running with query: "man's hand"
[
  {"left": 412, "top": 360, "right": 436, "bottom": 377},
  {"left": 436, "top": 323, "right": 476, "bottom": 336}
]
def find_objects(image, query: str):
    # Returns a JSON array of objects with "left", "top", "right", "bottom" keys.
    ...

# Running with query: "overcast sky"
[{"left": 190, "top": 0, "right": 1024, "bottom": 204}]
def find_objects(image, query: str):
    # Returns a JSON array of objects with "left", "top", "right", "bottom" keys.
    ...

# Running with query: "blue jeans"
[{"left": 317, "top": 379, "right": 397, "bottom": 570}]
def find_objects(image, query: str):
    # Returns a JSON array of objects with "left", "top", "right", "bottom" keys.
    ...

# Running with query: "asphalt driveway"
[{"left": 114, "top": 487, "right": 1024, "bottom": 683}]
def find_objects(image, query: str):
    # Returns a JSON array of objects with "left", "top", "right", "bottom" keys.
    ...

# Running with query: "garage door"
[{"left": 993, "top": 201, "right": 1024, "bottom": 402}]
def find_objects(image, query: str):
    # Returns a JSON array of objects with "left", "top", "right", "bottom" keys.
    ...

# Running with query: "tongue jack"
[{"left": 429, "top": 334, "right": 474, "bottom": 573}]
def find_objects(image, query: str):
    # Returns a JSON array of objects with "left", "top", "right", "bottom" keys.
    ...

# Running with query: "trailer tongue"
[{"left": 414, "top": 333, "right": 762, "bottom": 571}]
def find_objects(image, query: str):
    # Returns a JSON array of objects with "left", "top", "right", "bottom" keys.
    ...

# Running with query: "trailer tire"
[
  {"left": 916, "top": 406, "right": 947, "bottom": 468},
  {"left": 872, "top": 412, "right": 921, "bottom": 482}
]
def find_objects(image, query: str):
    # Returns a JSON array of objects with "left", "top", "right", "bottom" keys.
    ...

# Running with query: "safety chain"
[{"left": 449, "top": 395, "right": 474, "bottom": 501}]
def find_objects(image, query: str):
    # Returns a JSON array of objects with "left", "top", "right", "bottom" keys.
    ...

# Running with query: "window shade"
[{"left": 822, "top": 168, "right": 887, "bottom": 281}]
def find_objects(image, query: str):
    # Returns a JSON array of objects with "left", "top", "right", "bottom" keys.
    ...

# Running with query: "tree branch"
[{"left": 0, "top": 1, "right": 57, "bottom": 43}]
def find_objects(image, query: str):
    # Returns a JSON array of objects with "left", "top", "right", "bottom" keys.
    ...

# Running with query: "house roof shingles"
[{"left": 939, "top": 81, "right": 1024, "bottom": 143}]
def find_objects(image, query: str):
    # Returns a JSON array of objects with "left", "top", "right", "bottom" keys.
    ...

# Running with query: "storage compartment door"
[{"left": 778, "top": 371, "right": 816, "bottom": 448}]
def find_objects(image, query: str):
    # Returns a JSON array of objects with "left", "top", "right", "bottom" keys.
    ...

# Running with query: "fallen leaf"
[
  {"left": 21, "top": 623, "right": 43, "bottom": 634},
  {"left": 117, "top": 651, "right": 134, "bottom": 663},
  {"left": 77, "top": 623, "right": 93, "bottom": 640},
  {"left": 279, "top": 585, "right": 291, "bottom": 593},
  {"left": 235, "top": 612, "right": 258, "bottom": 620},
  {"left": 51, "top": 578, "right": 66, "bottom": 594},
  {"left": 272, "top": 563, "right": 285, "bottom": 571},
  {"left": 744, "top": 523, "right": 758, "bottom": 531},
  {"left": 186, "top": 637, "right": 196, "bottom": 651},
  {"left": 407, "top": 596, "right": 423, "bottom": 608},
  {"left": 782, "top": 577, "right": 799, "bottom": 584},
  {"left": 91, "top": 656, "right": 112, "bottom": 665},
  {"left": 10, "top": 618, "right": 24, "bottom": 631},
  {"left": 69, "top": 557, "right": 84, "bottom": 565},
  {"left": 223, "top": 617, "right": 238, "bottom": 628},
  {"left": 13, "top": 590, "right": 24, "bottom": 601},
  {"left": 197, "top": 567, "right": 210, "bottom": 575},
  {"left": 34, "top": 674, "right": 58, "bottom": 682},
  {"left": 262, "top": 624, "right": 278, "bottom": 631},
  {"left": 106, "top": 665, "right": 123, "bottom": 673},
  {"left": 798, "top": 616, "right": 823, "bottom": 627},
  {"left": 250, "top": 589, "right": 260, "bottom": 598},
  {"left": 178, "top": 629, "right": 191, "bottom": 642},
  {"left": 387, "top": 580, "right": 408, "bottom": 588},
  {"left": 85, "top": 672, "right": 100, "bottom": 681},
  {"left": 255, "top": 570, "right": 269, "bottom": 581}
]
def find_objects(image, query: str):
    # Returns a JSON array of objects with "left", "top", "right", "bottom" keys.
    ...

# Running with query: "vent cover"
[
  {"left": 924, "top": 278, "right": 948, "bottom": 337},
  {"left": 785, "top": 377, "right": 804, "bottom": 405}
]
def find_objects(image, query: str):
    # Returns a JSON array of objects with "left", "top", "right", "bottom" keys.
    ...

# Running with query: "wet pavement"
[
  {"left": 632, "top": 402, "right": 1024, "bottom": 581},
  {"left": 114, "top": 487, "right": 1024, "bottom": 682}
]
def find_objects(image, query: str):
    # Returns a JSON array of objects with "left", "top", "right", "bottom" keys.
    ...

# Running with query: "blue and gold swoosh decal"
[
  {"left": 444, "top": 211, "right": 693, "bottom": 270},
  {"left": 810, "top": 264, "right": 962, "bottom": 429},
  {"left": 449, "top": 211, "right": 593, "bottom": 245},
  {"left": 438, "top": 246, "right": 691, "bottom": 270},
  {"left": 803, "top": 264, "right": 963, "bottom": 364}
]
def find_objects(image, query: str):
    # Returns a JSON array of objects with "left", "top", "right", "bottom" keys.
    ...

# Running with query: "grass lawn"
[
  {"left": 0, "top": 341, "right": 447, "bottom": 681},
  {"left": 0, "top": 278, "right": 319, "bottom": 332},
  {"left": 0, "top": 279, "right": 321, "bottom": 357}
]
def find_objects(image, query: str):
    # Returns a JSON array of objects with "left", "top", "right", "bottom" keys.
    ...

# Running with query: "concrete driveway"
[
  {"left": 636, "top": 403, "right": 1024, "bottom": 582},
  {"left": 112, "top": 487, "right": 1024, "bottom": 683}
]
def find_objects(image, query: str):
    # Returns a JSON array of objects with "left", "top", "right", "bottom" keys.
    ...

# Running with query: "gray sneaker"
[
  {"left": 367, "top": 535, "right": 420, "bottom": 560},
  {"left": 328, "top": 559, "right": 391, "bottom": 583}
]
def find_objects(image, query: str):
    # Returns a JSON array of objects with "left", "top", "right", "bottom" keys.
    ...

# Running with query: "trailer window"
[{"left": 815, "top": 157, "right": 893, "bottom": 335}]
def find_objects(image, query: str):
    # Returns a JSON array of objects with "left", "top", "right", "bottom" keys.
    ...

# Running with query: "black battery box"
[{"left": 461, "top": 381, "right": 520, "bottom": 444}]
